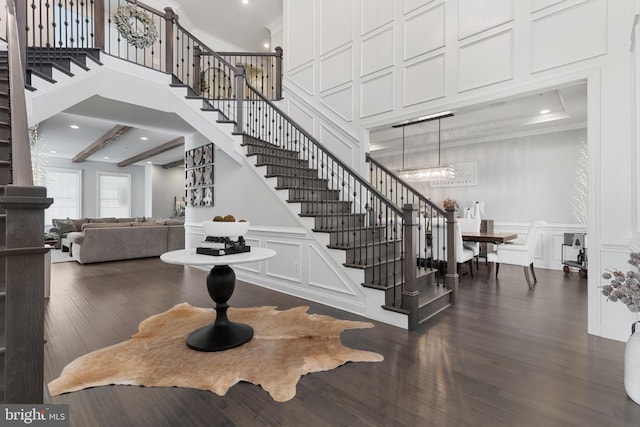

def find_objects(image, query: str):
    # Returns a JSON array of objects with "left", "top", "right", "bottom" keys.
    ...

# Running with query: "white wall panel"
[
  {"left": 187, "top": 149, "right": 300, "bottom": 228},
  {"left": 361, "top": 0, "right": 394, "bottom": 35},
  {"left": 320, "top": 47, "right": 353, "bottom": 92},
  {"left": 320, "top": 0, "right": 354, "bottom": 55},
  {"left": 458, "top": 30, "right": 513, "bottom": 92},
  {"left": 532, "top": 0, "right": 567, "bottom": 12},
  {"left": 458, "top": 0, "right": 514, "bottom": 39},
  {"left": 360, "top": 72, "right": 394, "bottom": 118},
  {"left": 287, "top": 0, "right": 314, "bottom": 70},
  {"left": 319, "top": 124, "right": 355, "bottom": 166},
  {"left": 404, "top": 3, "right": 446, "bottom": 60},
  {"left": 265, "top": 240, "right": 302, "bottom": 282},
  {"left": 403, "top": 0, "right": 437, "bottom": 14},
  {"left": 308, "top": 246, "right": 357, "bottom": 295},
  {"left": 403, "top": 54, "right": 445, "bottom": 106},
  {"left": 320, "top": 86, "right": 354, "bottom": 122},
  {"left": 235, "top": 237, "right": 262, "bottom": 274},
  {"left": 287, "top": 98, "right": 315, "bottom": 132},
  {"left": 287, "top": 63, "right": 315, "bottom": 95},
  {"left": 531, "top": 0, "right": 607, "bottom": 72},
  {"left": 361, "top": 28, "right": 394, "bottom": 77}
]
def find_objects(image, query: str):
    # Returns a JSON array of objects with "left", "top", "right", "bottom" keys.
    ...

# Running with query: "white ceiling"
[
  {"left": 39, "top": 97, "right": 195, "bottom": 166},
  {"left": 175, "top": 0, "right": 283, "bottom": 51},
  {"left": 369, "top": 82, "right": 587, "bottom": 157}
]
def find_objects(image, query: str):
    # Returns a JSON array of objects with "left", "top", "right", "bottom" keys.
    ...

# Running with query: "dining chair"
[
  {"left": 486, "top": 220, "right": 546, "bottom": 288},
  {"left": 457, "top": 216, "right": 481, "bottom": 269},
  {"left": 431, "top": 219, "right": 475, "bottom": 277}
]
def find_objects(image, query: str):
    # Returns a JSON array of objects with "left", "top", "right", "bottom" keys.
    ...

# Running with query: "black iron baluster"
[{"left": 67, "top": 0, "right": 74, "bottom": 50}]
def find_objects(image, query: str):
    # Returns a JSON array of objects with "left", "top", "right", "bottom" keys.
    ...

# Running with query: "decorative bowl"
[{"left": 203, "top": 221, "right": 250, "bottom": 239}]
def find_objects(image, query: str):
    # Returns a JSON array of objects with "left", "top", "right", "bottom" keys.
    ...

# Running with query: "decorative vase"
[{"left": 625, "top": 320, "right": 640, "bottom": 404}]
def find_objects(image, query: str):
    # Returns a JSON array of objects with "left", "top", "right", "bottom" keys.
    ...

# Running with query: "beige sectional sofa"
[{"left": 64, "top": 219, "right": 185, "bottom": 264}]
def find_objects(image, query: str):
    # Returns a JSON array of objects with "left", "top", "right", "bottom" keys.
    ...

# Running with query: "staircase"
[
  {"left": 237, "top": 131, "right": 451, "bottom": 324},
  {"left": 18, "top": 0, "right": 459, "bottom": 331},
  {"left": 26, "top": 47, "right": 103, "bottom": 88},
  {"left": 241, "top": 135, "right": 410, "bottom": 307}
]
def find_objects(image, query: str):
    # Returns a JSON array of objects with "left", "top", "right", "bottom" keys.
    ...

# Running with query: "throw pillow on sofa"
[
  {"left": 70, "top": 218, "right": 89, "bottom": 230},
  {"left": 52, "top": 218, "right": 77, "bottom": 234}
]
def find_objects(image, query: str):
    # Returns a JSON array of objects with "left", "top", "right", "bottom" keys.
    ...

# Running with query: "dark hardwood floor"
[{"left": 44, "top": 258, "right": 640, "bottom": 426}]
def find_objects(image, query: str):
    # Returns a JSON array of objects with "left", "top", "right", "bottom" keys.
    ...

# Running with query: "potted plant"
[{"left": 601, "top": 252, "right": 640, "bottom": 404}]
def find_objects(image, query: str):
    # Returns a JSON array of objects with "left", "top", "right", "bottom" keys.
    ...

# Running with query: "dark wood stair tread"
[
  {"left": 344, "top": 256, "right": 403, "bottom": 269},
  {"left": 327, "top": 239, "right": 402, "bottom": 250},
  {"left": 299, "top": 212, "right": 364, "bottom": 217},
  {"left": 311, "top": 225, "right": 386, "bottom": 233},
  {"left": 275, "top": 185, "right": 331, "bottom": 190}
]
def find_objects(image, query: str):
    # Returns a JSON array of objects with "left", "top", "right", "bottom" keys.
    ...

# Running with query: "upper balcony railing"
[{"left": 16, "top": 0, "right": 282, "bottom": 102}]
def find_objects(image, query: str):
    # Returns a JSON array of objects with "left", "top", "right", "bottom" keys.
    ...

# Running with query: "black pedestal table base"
[{"left": 186, "top": 264, "right": 253, "bottom": 352}]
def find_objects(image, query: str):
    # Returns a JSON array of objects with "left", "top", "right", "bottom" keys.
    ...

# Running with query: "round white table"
[{"left": 161, "top": 248, "right": 276, "bottom": 352}]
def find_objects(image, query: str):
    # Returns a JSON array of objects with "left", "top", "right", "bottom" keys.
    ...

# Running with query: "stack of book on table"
[{"left": 196, "top": 236, "right": 251, "bottom": 256}]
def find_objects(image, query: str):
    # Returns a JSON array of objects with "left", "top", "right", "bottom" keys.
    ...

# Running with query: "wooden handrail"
[
  {"left": 366, "top": 153, "right": 446, "bottom": 216},
  {"left": 125, "top": 0, "right": 165, "bottom": 16},
  {"left": 241, "top": 75, "right": 404, "bottom": 218}
]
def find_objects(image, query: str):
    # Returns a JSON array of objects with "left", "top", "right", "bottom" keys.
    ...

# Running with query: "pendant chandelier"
[{"left": 393, "top": 111, "right": 455, "bottom": 182}]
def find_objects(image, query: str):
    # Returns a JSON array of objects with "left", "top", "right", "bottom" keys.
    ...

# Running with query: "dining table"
[{"left": 461, "top": 231, "right": 518, "bottom": 244}]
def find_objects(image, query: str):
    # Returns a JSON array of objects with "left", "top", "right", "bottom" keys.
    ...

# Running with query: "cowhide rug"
[{"left": 48, "top": 303, "right": 384, "bottom": 402}]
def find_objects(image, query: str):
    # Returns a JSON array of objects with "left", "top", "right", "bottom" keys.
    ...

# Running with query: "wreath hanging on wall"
[{"left": 112, "top": 4, "right": 158, "bottom": 49}]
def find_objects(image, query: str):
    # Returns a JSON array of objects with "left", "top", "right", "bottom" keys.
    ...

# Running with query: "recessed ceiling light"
[
  {"left": 539, "top": 109, "right": 550, "bottom": 114},
  {"left": 242, "top": 0, "right": 248, "bottom": 4},
  {"left": 147, "top": 161, "right": 153, "bottom": 164},
  {"left": 69, "top": 125, "right": 79, "bottom": 129},
  {"left": 50, "top": 150, "right": 57, "bottom": 154},
  {"left": 103, "top": 156, "right": 109, "bottom": 160},
  {"left": 140, "top": 137, "right": 148, "bottom": 141},
  {"left": 264, "top": 43, "right": 270, "bottom": 49}
]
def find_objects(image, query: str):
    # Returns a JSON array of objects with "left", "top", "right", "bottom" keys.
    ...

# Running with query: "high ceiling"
[{"left": 37, "top": 1, "right": 587, "bottom": 169}]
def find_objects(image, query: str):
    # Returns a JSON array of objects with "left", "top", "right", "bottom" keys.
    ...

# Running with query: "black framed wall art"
[{"left": 185, "top": 143, "right": 214, "bottom": 206}]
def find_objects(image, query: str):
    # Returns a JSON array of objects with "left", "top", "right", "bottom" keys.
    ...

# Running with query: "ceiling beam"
[
  {"left": 72, "top": 125, "right": 132, "bottom": 162},
  {"left": 117, "top": 136, "right": 185, "bottom": 167},
  {"left": 162, "top": 159, "right": 184, "bottom": 169}
]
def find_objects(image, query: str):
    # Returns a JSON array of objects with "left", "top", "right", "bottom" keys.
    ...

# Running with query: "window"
[
  {"left": 44, "top": 168, "right": 82, "bottom": 227},
  {"left": 98, "top": 172, "right": 131, "bottom": 218}
]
